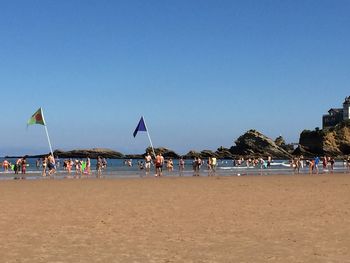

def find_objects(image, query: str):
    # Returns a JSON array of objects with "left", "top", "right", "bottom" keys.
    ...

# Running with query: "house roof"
[
  {"left": 328, "top": 108, "right": 343, "bottom": 114},
  {"left": 344, "top": 96, "right": 350, "bottom": 104}
]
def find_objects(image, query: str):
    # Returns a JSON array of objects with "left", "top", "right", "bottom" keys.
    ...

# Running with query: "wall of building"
[
  {"left": 323, "top": 113, "right": 343, "bottom": 128},
  {"left": 343, "top": 104, "right": 350, "bottom": 120}
]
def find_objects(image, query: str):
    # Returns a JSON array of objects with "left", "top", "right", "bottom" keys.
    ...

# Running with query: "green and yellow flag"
[{"left": 27, "top": 108, "right": 46, "bottom": 126}]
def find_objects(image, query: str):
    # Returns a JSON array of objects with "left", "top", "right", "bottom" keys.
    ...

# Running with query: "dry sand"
[{"left": 0, "top": 175, "right": 349, "bottom": 263}]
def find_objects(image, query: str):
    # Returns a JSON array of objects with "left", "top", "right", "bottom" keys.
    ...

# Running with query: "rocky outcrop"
[
  {"left": 297, "top": 121, "right": 350, "bottom": 156},
  {"left": 230, "top": 130, "right": 292, "bottom": 158},
  {"left": 54, "top": 148, "right": 124, "bottom": 159},
  {"left": 182, "top": 149, "right": 234, "bottom": 159},
  {"left": 215, "top": 147, "right": 235, "bottom": 159},
  {"left": 292, "top": 145, "right": 314, "bottom": 157},
  {"left": 145, "top": 147, "right": 180, "bottom": 159},
  {"left": 275, "top": 136, "right": 294, "bottom": 153},
  {"left": 183, "top": 150, "right": 201, "bottom": 159}
]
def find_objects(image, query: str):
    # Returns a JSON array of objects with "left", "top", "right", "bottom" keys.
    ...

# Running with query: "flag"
[
  {"left": 27, "top": 108, "right": 46, "bottom": 126},
  {"left": 133, "top": 117, "right": 147, "bottom": 137}
]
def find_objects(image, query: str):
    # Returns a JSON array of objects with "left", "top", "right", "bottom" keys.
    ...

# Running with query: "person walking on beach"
[
  {"left": 48, "top": 154, "right": 56, "bottom": 177},
  {"left": 314, "top": 156, "right": 320, "bottom": 174},
  {"left": 155, "top": 153, "right": 164, "bottom": 177},
  {"left": 293, "top": 157, "right": 301, "bottom": 174},
  {"left": 308, "top": 159, "right": 314, "bottom": 174},
  {"left": 267, "top": 156, "right": 272, "bottom": 168}
]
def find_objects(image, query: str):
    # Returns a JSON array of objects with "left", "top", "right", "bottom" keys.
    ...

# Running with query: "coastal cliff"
[{"left": 297, "top": 121, "right": 350, "bottom": 156}]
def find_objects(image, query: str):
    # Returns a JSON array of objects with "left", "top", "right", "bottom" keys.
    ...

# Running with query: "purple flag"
[{"left": 133, "top": 117, "right": 147, "bottom": 137}]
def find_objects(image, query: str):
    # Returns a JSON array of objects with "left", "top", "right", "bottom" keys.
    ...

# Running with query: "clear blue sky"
[{"left": 1, "top": 0, "right": 349, "bottom": 156}]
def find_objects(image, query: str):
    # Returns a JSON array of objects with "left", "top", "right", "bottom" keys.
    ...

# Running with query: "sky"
[{"left": 0, "top": 0, "right": 350, "bottom": 156}]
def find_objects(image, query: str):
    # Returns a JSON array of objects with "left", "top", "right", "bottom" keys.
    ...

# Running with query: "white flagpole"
[
  {"left": 41, "top": 108, "right": 54, "bottom": 157},
  {"left": 142, "top": 116, "right": 156, "bottom": 158}
]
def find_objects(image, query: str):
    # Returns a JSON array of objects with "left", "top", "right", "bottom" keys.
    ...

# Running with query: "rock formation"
[
  {"left": 275, "top": 136, "right": 294, "bottom": 153},
  {"left": 53, "top": 148, "right": 124, "bottom": 159},
  {"left": 297, "top": 121, "right": 350, "bottom": 156},
  {"left": 215, "top": 147, "right": 235, "bottom": 159},
  {"left": 230, "top": 129, "right": 292, "bottom": 158},
  {"left": 145, "top": 147, "right": 180, "bottom": 159}
]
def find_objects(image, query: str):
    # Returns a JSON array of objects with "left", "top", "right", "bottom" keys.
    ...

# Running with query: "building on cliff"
[{"left": 322, "top": 96, "right": 350, "bottom": 128}]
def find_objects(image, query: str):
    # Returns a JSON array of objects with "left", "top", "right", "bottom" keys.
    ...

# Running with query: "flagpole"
[
  {"left": 142, "top": 116, "right": 156, "bottom": 158},
  {"left": 41, "top": 108, "right": 54, "bottom": 157}
]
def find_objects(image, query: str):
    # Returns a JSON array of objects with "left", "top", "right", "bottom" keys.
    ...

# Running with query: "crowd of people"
[
  {"left": 0, "top": 155, "right": 108, "bottom": 179},
  {"left": 126, "top": 154, "right": 350, "bottom": 177},
  {"left": 291, "top": 156, "right": 340, "bottom": 174},
  {"left": 125, "top": 153, "right": 218, "bottom": 177},
  {"left": 1, "top": 154, "right": 350, "bottom": 178}
]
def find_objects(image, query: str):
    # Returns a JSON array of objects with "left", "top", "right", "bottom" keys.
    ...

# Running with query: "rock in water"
[{"left": 53, "top": 148, "right": 124, "bottom": 159}]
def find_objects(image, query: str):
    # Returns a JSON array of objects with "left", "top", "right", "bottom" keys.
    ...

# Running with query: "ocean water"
[{"left": 0, "top": 157, "right": 348, "bottom": 180}]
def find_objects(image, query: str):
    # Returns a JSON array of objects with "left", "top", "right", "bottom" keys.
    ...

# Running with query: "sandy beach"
[{"left": 0, "top": 175, "right": 349, "bottom": 262}]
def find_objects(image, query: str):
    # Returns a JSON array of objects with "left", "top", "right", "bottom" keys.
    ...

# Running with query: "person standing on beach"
[
  {"left": 96, "top": 156, "right": 103, "bottom": 178},
  {"left": 2, "top": 159, "right": 10, "bottom": 172},
  {"left": 15, "top": 158, "right": 22, "bottom": 175},
  {"left": 21, "top": 157, "right": 27, "bottom": 175},
  {"left": 308, "top": 159, "right": 314, "bottom": 174},
  {"left": 42, "top": 157, "right": 47, "bottom": 176},
  {"left": 207, "top": 157, "right": 212, "bottom": 175},
  {"left": 179, "top": 157, "right": 185, "bottom": 176},
  {"left": 48, "top": 154, "right": 56, "bottom": 177},
  {"left": 192, "top": 157, "right": 198, "bottom": 176},
  {"left": 55, "top": 157, "right": 60, "bottom": 169},
  {"left": 74, "top": 160, "right": 82, "bottom": 178},
  {"left": 67, "top": 159, "right": 73, "bottom": 175},
  {"left": 86, "top": 157, "right": 91, "bottom": 175},
  {"left": 314, "top": 156, "right": 320, "bottom": 174},
  {"left": 193, "top": 157, "right": 201, "bottom": 176},
  {"left": 322, "top": 156, "right": 328, "bottom": 171},
  {"left": 36, "top": 158, "right": 40, "bottom": 169},
  {"left": 211, "top": 156, "right": 217, "bottom": 174},
  {"left": 166, "top": 158, "right": 174, "bottom": 172},
  {"left": 145, "top": 153, "right": 152, "bottom": 175}
]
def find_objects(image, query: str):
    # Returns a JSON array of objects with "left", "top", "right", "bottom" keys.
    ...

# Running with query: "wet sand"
[{"left": 0, "top": 175, "right": 349, "bottom": 262}]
